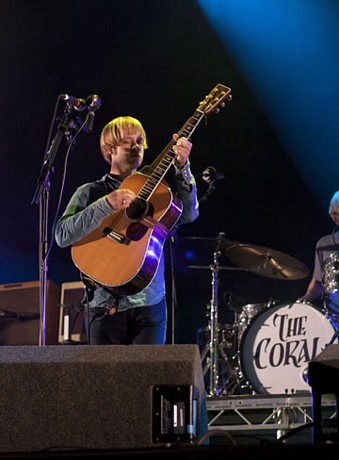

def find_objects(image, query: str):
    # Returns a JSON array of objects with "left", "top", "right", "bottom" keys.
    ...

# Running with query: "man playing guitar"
[{"left": 54, "top": 115, "right": 199, "bottom": 345}]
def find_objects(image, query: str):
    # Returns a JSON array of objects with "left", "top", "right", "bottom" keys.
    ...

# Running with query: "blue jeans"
[{"left": 85, "top": 297, "right": 167, "bottom": 345}]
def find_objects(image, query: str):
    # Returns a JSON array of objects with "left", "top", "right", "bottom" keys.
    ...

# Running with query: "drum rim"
[
  {"left": 240, "top": 302, "right": 268, "bottom": 310},
  {"left": 238, "top": 304, "right": 269, "bottom": 333}
]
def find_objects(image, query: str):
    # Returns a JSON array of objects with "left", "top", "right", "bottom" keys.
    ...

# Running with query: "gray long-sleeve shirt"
[{"left": 54, "top": 163, "right": 199, "bottom": 311}]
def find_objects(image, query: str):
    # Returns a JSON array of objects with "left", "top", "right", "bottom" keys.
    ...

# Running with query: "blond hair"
[{"left": 100, "top": 116, "right": 148, "bottom": 164}]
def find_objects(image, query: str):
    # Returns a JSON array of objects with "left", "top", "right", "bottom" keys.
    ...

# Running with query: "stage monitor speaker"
[
  {"left": 0, "top": 344, "right": 208, "bottom": 453},
  {"left": 58, "top": 280, "right": 87, "bottom": 344},
  {"left": 308, "top": 344, "right": 339, "bottom": 443},
  {"left": 308, "top": 343, "right": 339, "bottom": 392},
  {"left": 0, "top": 280, "right": 60, "bottom": 345}
]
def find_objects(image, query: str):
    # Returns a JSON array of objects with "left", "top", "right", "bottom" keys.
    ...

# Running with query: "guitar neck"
[
  {"left": 139, "top": 84, "right": 232, "bottom": 201},
  {"left": 139, "top": 110, "right": 205, "bottom": 201}
]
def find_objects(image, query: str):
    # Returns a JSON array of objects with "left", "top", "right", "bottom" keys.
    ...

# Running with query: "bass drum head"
[{"left": 240, "top": 301, "right": 337, "bottom": 395}]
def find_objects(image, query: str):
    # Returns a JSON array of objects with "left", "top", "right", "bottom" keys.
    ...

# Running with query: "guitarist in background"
[{"left": 54, "top": 116, "right": 199, "bottom": 345}]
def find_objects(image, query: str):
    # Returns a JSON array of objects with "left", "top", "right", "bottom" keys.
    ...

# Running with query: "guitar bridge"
[{"left": 103, "top": 227, "right": 129, "bottom": 245}]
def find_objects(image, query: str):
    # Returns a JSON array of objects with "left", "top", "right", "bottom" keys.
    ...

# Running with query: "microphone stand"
[
  {"left": 169, "top": 229, "right": 178, "bottom": 344},
  {"left": 31, "top": 105, "right": 73, "bottom": 345}
]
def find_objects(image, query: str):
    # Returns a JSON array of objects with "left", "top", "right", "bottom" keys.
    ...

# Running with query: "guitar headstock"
[{"left": 199, "top": 84, "right": 232, "bottom": 115}]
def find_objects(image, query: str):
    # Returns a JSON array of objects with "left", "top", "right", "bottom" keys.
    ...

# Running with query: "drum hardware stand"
[
  {"left": 186, "top": 233, "right": 255, "bottom": 396},
  {"left": 199, "top": 237, "right": 240, "bottom": 396},
  {"left": 199, "top": 306, "right": 239, "bottom": 396},
  {"left": 221, "top": 293, "right": 257, "bottom": 395}
]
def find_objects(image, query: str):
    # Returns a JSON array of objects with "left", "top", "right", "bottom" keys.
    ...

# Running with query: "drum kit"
[{"left": 181, "top": 233, "right": 339, "bottom": 397}]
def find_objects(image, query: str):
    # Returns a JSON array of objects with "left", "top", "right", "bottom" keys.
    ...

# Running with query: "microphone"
[
  {"left": 84, "top": 94, "right": 102, "bottom": 133},
  {"left": 202, "top": 166, "right": 225, "bottom": 184},
  {"left": 86, "top": 94, "right": 102, "bottom": 111},
  {"left": 61, "top": 94, "right": 87, "bottom": 112}
]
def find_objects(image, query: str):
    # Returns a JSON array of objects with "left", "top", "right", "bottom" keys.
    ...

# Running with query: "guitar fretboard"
[{"left": 138, "top": 109, "right": 205, "bottom": 201}]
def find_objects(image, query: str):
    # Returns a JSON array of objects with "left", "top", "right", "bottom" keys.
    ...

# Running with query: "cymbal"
[
  {"left": 187, "top": 265, "right": 249, "bottom": 272},
  {"left": 224, "top": 243, "right": 309, "bottom": 280},
  {"left": 179, "top": 234, "right": 236, "bottom": 250}
]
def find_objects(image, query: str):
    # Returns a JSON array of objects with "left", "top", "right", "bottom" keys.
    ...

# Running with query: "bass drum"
[{"left": 240, "top": 301, "right": 338, "bottom": 394}]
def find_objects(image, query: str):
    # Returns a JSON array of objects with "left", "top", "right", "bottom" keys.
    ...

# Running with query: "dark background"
[{"left": 1, "top": 0, "right": 338, "bottom": 345}]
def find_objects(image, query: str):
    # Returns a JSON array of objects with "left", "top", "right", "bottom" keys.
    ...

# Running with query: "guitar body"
[{"left": 71, "top": 171, "right": 183, "bottom": 295}]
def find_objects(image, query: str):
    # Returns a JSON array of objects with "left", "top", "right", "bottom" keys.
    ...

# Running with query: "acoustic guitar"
[{"left": 71, "top": 84, "right": 232, "bottom": 295}]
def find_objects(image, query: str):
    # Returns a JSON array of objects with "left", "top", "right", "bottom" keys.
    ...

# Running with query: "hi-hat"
[{"left": 225, "top": 243, "right": 309, "bottom": 280}]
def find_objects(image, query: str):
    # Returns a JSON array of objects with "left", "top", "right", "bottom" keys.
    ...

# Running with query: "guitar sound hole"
[{"left": 126, "top": 197, "right": 149, "bottom": 220}]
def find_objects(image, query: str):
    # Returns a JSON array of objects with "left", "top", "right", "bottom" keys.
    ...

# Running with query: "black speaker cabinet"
[
  {"left": 308, "top": 343, "right": 339, "bottom": 443},
  {"left": 0, "top": 344, "right": 208, "bottom": 453},
  {"left": 0, "top": 280, "right": 60, "bottom": 345},
  {"left": 58, "top": 281, "right": 87, "bottom": 344},
  {"left": 308, "top": 343, "right": 339, "bottom": 392}
]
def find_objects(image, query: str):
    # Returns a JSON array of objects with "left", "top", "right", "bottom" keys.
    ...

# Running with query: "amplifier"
[{"left": 0, "top": 280, "right": 60, "bottom": 345}]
